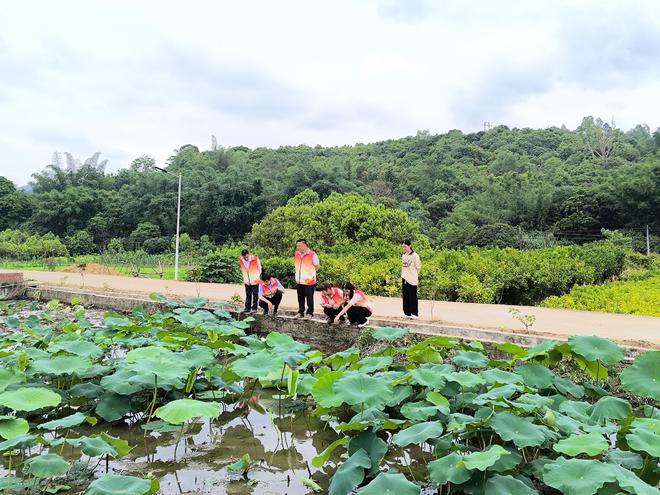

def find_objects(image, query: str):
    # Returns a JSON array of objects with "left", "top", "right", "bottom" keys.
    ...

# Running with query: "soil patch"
[{"left": 61, "top": 263, "right": 123, "bottom": 276}]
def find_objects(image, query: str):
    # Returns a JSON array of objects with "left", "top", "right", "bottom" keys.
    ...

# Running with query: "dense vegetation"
[
  {"left": 0, "top": 296, "right": 658, "bottom": 494},
  {"left": 0, "top": 117, "right": 658, "bottom": 253},
  {"left": 542, "top": 257, "right": 660, "bottom": 316}
]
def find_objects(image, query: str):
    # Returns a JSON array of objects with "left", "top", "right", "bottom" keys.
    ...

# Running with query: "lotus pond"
[{"left": 0, "top": 295, "right": 659, "bottom": 495}]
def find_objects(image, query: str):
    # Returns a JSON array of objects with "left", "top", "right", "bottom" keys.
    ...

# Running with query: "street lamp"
[{"left": 154, "top": 166, "right": 182, "bottom": 281}]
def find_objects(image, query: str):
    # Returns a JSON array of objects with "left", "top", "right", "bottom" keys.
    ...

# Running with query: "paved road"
[{"left": 4, "top": 269, "right": 659, "bottom": 347}]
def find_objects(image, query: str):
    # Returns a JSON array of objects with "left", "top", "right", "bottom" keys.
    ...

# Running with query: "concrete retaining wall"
[{"left": 25, "top": 286, "right": 647, "bottom": 357}]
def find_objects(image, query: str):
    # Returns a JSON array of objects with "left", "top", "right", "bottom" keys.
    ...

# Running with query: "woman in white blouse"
[{"left": 401, "top": 239, "right": 421, "bottom": 319}]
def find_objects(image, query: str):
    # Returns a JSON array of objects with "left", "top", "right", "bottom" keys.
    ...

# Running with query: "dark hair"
[
  {"left": 343, "top": 282, "right": 355, "bottom": 299},
  {"left": 319, "top": 282, "right": 332, "bottom": 291},
  {"left": 402, "top": 239, "right": 414, "bottom": 252},
  {"left": 261, "top": 272, "right": 272, "bottom": 281},
  {"left": 241, "top": 249, "right": 249, "bottom": 256},
  {"left": 296, "top": 239, "right": 308, "bottom": 246}
]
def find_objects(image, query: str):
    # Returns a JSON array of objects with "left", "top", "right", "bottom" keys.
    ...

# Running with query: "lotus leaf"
[
  {"left": 332, "top": 373, "right": 394, "bottom": 410},
  {"left": 231, "top": 351, "right": 283, "bottom": 378},
  {"left": 311, "top": 436, "right": 348, "bottom": 467},
  {"left": 328, "top": 448, "right": 370, "bottom": 495},
  {"left": 31, "top": 355, "right": 92, "bottom": 376},
  {"left": 356, "top": 471, "right": 420, "bottom": 495},
  {"left": 0, "top": 387, "right": 61, "bottom": 411},
  {"left": 491, "top": 411, "right": 547, "bottom": 448},
  {"left": 568, "top": 336, "right": 624, "bottom": 365},
  {"left": 86, "top": 474, "right": 159, "bottom": 495},
  {"left": 589, "top": 396, "right": 631, "bottom": 423},
  {"left": 154, "top": 399, "right": 220, "bottom": 424},
  {"left": 371, "top": 326, "right": 409, "bottom": 341},
  {"left": 40, "top": 412, "right": 93, "bottom": 430},
  {"left": 462, "top": 445, "right": 509, "bottom": 471},
  {"left": 485, "top": 474, "right": 539, "bottom": 495},
  {"left": 620, "top": 351, "right": 660, "bottom": 401},
  {"left": 96, "top": 392, "right": 132, "bottom": 422},
  {"left": 0, "top": 415, "right": 29, "bottom": 439},
  {"left": 24, "top": 453, "right": 70, "bottom": 478},
  {"left": 553, "top": 432, "right": 608, "bottom": 456},
  {"left": 428, "top": 452, "right": 472, "bottom": 485},
  {"left": 453, "top": 350, "right": 489, "bottom": 368},
  {"left": 392, "top": 421, "right": 443, "bottom": 446},
  {"left": 515, "top": 363, "right": 555, "bottom": 388},
  {"left": 543, "top": 457, "right": 616, "bottom": 495},
  {"left": 348, "top": 430, "right": 388, "bottom": 475}
]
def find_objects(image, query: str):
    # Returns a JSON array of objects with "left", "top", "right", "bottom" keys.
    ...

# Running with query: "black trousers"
[
  {"left": 402, "top": 279, "right": 418, "bottom": 317},
  {"left": 259, "top": 291, "right": 283, "bottom": 314},
  {"left": 347, "top": 306, "right": 372, "bottom": 325},
  {"left": 296, "top": 284, "right": 315, "bottom": 315},
  {"left": 323, "top": 306, "right": 345, "bottom": 321},
  {"left": 244, "top": 284, "right": 259, "bottom": 311}
]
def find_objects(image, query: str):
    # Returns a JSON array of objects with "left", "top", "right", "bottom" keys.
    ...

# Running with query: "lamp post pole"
[
  {"left": 155, "top": 166, "right": 181, "bottom": 280},
  {"left": 174, "top": 172, "right": 181, "bottom": 280}
]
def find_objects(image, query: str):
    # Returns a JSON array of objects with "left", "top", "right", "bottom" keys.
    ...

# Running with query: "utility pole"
[{"left": 646, "top": 225, "right": 651, "bottom": 256}]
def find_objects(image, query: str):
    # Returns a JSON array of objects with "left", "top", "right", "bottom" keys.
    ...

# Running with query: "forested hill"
[{"left": 1, "top": 116, "right": 659, "bottom": 252}]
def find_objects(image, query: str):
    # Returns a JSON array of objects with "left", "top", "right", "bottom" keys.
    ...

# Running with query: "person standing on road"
[
  {"left": 294, "top": 239, "right": 320, "bottom": 319},
  {"left": 401, "top": 239, "right": 421, "bottom": 319},
  {"left": 319, "top": 282, "right": 345, "bottom": 324},
  {"left": 333, "top": 282, "right": 372, "bottom": 327},
  {"left": 239, "top": 249, "right": 262, "bottom": 313},
  {"left": 258, "top": 272, "right": 284, "bottom": 316}
]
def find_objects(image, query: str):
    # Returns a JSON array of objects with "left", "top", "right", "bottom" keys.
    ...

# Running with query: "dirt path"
[{"left": 5, "top": 269, "right": 659, "bottom": 347}]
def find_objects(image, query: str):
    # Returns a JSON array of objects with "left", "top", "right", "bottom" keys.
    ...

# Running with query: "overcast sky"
[{"left": 1, "top": 0, "right": 660, "bottom": 185}]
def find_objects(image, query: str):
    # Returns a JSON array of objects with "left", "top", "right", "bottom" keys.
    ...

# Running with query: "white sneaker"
[
  {"left": 410, "top": 315, "right": 419, "bottom": 320},
  {"left": 357, "top": 318, "right": 370, "bottom": 328}
]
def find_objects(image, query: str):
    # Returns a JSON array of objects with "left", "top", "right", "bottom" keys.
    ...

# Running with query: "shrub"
[
  {"left": 185, "top": 251, "right": 241, "bottom": 284},
  {"left": 541, "top": 274, "right": 660, "bottom": 316}
]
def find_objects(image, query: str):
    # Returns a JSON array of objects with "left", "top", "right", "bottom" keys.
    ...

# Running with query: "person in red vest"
[
  {"left": 332, "top": 282, "right": 372, "bottom": 327},
  {"left": 319, "top": 282, "right": 345, "bottom": 324},
  {"left": 257, "top": 272, "right": 284, "bottom": 316},
  {"left": 238, "top": 249, "right": 262, "bottom": 313},
  {"left": 294, "top": 239, "right": 320, "bottom": 319}
]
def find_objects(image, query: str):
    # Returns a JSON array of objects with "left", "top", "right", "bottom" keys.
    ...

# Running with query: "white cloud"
[{"left": 0, "top": 0, "right": 659, "bottom": 185}]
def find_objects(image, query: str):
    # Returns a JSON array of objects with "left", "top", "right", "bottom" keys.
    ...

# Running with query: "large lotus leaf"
[
  {"left": 328, "top": 448, "right": 371, "bottom": 495},
  {"left": 181, "top": 296, "right": 209, "bottom": 308},
  {"left": 491, "top": 412, "right": 547, "bottom": 448},
  {"left": 332, "top": 373, "right": 394, "bottom": 410},
  {"left": 553, "top": 376, "right": 585, "bottom": 398},
  {"left": 40, "top": 412, "right": 92, "bottom": 430},
  {"left": 69, "top": 435, "right": 117, "bottom": 457},
  {"left": 0, "top": 387, "right": 61, "bottom": 411},
  {"left": 387, "top": 385, "right": 413, "bottom": 407},
  {"left": 543, "top": 457, "right": 616, "bottom": 495},
  {"left": 474, "top": 384, "right": 522, "bottom": 405},
  {"left": 515, "top": 363, "right": 555, "bottom": 389},
  {"left": 96, "top": 392, "right": 132, "bottom": 422},
  {"left": 325, "top": 346, "right": 361, "bottom": 370},
  {"left": 348, "top": 430, "right": 388, "bottom": 475},
  {"left": 353, "top": 356, "right": 393, "bottom": 373},
  {"left": 86, "top": 474, "right": 159, "bottom": 495},
  {"left": 0, "top": 433, "right": 39, "bottom": 450},
  {"left": 25, "top": 453, "right": 70, "bottom": 478},
  {"left": 568, "top": 336, "right": 624, "bottom": 365},
  {"left": 605, "top": 449, "right": 643, "bottom": 470},
  {"left": 485, "top": 474, "right": 539, "bottom": 495},
  {"left": 462, "top": 445, "right": 509, "bottom": 471},
  {"left": 428, "top": 452, "right": 473, "bottom": 485},
  {"left": 312, "top": 370, "right": 345, "bottom": 408},
  {"left": 154, "top": 399, "right": 220, "bottom": 424},
  {"left": 372, "top": 327, "right": 409, "bottom": 341},
  {"left": 103, "top": 316, "right": 131, "bottom": 328},
  {"left": 626, "top": 428, "right": 660, "bottom": 457},
  {"left": 400, "top": 401, "right": 445, "bottom": 421},
  {"left": 589, "top": 396, "right": 631, "bottom": 423},
  {"left": 0, "top": 368, "right": 24, "bottom": 392},
  {"left": 125, "top": 346, "right": 171, "bottom": 363},
  {"left": 620, "top": 351, "right": 660, "bottom": 401},
  {"left": 611, "top": 464, "right": 660, "bottom": 495},
  {"left": 410, "top": 365, "right": 449, "bottom": 389},
  {"left": 487, "top": 446, "right": 522, "bottom": 473},
  {"left": 453, "top": 350, "right": 489, "bottom": 368},
  {"left": 31, "top": 355, "right": 92, "bottom": 376},
  {"left": 511, "top": 393, "right": 554, "bottom": 413},
  {"left": 100, "top": 433, "right": 132, "bottom": 457},
  {"left": 100, "top": 369, "right": 147, "bottom": 395},
  {"left": 129, "top": 358, "right": 190, "bottom": 383},
  {"left": 68, "top": 382, "right": 104, "bottom": 399},
  {"left": 356, "top": 471, "right": 420, "bottom": 495},
  {"left": 0, "top": 415, "right": 29, "bottom": 439},
  {"left": 177, "top": 346, "right": 215, "bottom": 368},
  {"left": 392, "top": 421, "right": 443, "bottom": 447},
  {"left": 553, "top": 432, "right": 608, "bottom": 456},
  {"left": 523, "top": 339, "right": 559, "bottom": 360},
  {"left": 559, "top": 400, "right": 593, "bottom": 424},
  {"left": 231, "top": 351, "right": 283, "bottom": 378},
  {"left": 48, "top": 340, "right": 103, "bottom": 359},
  {"left": 311, "top": 436, "right": 348, "bottom": 468},
  {"left": 446, "top": 370, "right": 486, "bottom": 389},
  {"left": 266, "top": 332, "right": 310, "bottom": 353},
  {"left": 480, "top": 369, "right": 524, "bottom": 386}
]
